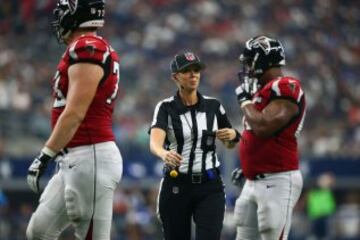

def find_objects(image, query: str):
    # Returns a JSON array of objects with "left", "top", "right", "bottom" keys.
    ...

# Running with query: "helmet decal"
[
  {"left": 68, "top": 0, "right": 78, "bottom": 14},
  {"left": 184, "top": 52, "right": 196, "bottom": 61},
  {"left": 247, "top": 36, "right": 284, "bottom": 55}
]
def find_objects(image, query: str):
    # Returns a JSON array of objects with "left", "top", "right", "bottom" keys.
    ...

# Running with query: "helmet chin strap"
[
  {"left": 61, "top": 30, "right": 72, "bottom": 43},
  {"left": 250, "top": 52, "right": 259, "bottom": 73}
]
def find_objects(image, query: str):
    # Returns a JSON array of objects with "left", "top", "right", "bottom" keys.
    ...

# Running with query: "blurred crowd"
[
  {"left": 0, "top": 0, "right": 359, "bottom": 157},
  {"left": 0, "top": 0, "right": 360, "bottom": 239}
]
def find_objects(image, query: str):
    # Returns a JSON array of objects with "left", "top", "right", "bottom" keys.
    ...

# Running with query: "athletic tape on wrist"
[
  {"left": 41, "top": 146, "right": 57, "bottom": 158},
  {"left": 240, "top": 100, "right": 252, "bottom": 108}
]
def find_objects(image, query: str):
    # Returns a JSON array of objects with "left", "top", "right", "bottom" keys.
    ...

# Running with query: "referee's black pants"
[{"left": 157, "top": 170, "right": 225, "bottom": 240}]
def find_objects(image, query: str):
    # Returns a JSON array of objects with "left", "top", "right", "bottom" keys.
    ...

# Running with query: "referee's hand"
[
  {"left": 216, "top": 128, "right": 236, "bottom": 142},
  {"left": 161, "top": 150, "right": 182, "bottom": 168}
]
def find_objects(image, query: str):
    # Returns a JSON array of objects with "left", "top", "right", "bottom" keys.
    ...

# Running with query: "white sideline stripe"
[{"left": 156, "top": 178, "right": 164, "bottom": 223}]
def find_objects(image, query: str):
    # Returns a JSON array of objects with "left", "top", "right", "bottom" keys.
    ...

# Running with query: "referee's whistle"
[{"left": 170, "top": 169, "right": 178, "bottom": 178}]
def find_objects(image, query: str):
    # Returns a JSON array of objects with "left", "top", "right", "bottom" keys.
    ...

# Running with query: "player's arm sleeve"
[
  {"left": 150, "top": 101, "right": 168, "bottom": 131},
  {"left": 216, "top": 102, "right": 233, "bottom": 129}
]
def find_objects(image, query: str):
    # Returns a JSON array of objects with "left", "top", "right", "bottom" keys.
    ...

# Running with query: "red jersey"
[
  {"left": 239, "top": 76, "right": 306, "bottom": 179},
  {"left": 51, "top": 35, "right": 120, "bottom": 148}
]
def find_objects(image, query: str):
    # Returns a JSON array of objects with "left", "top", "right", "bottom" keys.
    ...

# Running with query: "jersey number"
[
  {"left": 295, "top": 110, "right": 306, "bottom": 138},
  {"left": 53, "top": 71, "right": 66, "bottom": 108},
  {"left": 243, "top": 117, "right": 252, "bottom": 131},
  {"left": 106, "top": 61, "right": 120, "bottom": 104},
  {"left": 53, "top": 61, "right": 120, "bottom": 107}
]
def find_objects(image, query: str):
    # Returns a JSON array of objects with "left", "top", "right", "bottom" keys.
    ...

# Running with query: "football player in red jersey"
[
  {"left": 26, "top": 0, "right": 122, "bottom": 239},
  {"left": 233, "top": 36, "right": 306, "bottom": 240}
]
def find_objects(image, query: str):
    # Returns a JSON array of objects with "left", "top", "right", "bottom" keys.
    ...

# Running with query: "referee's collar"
[{"left": 174, "top": 91, "right": 205, "bottom": 113}]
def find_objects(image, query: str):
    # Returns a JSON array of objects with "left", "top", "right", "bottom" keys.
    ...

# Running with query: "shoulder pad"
[
  {"left": 271, "top": 77, "right": 304, "bottom": 103},
  {"left": 68, "top": 36, "right": 110, "bottom": 65}
]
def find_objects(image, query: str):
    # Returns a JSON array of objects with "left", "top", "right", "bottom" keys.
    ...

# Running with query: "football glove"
[
  {"left": 231, "top": 168, "right": 245, "bottom": 187},
  {"left": 235, "top": 76, "right": 258, "bottom": 108},
  {"left": 27, "top": 151, "right": 53, "bottom": 193}
]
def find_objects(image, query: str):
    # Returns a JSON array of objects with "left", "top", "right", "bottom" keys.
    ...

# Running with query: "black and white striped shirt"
[{"left": 151, "top": 92, "right": 233, "bottom": 174}]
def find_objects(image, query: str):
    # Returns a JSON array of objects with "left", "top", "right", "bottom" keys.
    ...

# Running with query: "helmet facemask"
[
  {"left": 52, "top": 3, "right": 73, "bottom": 43},
  {"left": 238, "top": 54, "right": 259, "bottom": 89}
]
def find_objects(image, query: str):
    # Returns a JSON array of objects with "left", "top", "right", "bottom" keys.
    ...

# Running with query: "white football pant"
[
  {"left": 234, "top": 170, "right": 303, "bottom": 240},
  {"left": 26, "top": 141, "right": 123, "bottom": 240}
]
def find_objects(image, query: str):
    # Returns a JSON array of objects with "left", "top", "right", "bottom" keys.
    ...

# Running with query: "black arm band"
[{"left": 232, "top": 129, "right": 241, "bottom": 143}]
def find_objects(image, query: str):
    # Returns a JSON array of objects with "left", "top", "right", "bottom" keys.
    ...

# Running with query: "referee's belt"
[{"left": 164, "top": 168, "right": 220, "bottom": 184}]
